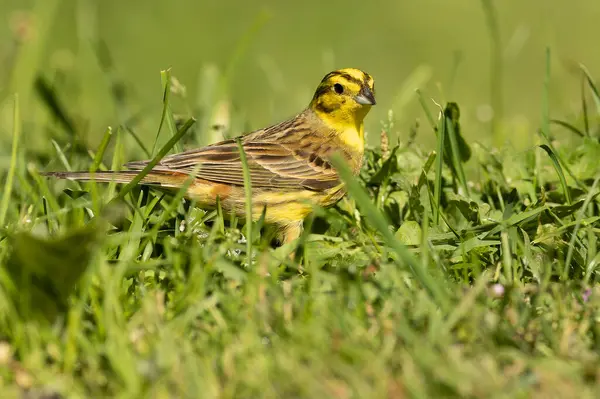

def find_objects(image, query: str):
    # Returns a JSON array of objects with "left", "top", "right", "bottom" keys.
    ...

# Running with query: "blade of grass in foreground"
[
  {"left": 90, "top": 127, "right": 113, "bottom": 173},
  {"left": 539, "top": 144, "right": 572, "bottom": 205},
  {"left": 236, "top": 138, "right": 253, "bottom": 266},
  {"left": 416, "top": 93, "right": 451, "bottom": 223},
  {"left": 433, "top": 109, "right": 445, "bottom": 225},
  {"left": 152, "top": 68, "right": 182, "bottom": 155},
  {"left": 564, "top": 176, "right": 600, "bottom": 280},
  {"left": 330, "top": 154, "right": 450, "bottom": 311},
  {"left": 141, "top": 164, "right": 203, "bottom": 250},
  {"left": 538, "top": 47, "right": 579, "bottom": 200},
  {"left": 89, "top": 126, "right": 113, "bottom": 214},
  {"left": 0, "top": 94, "right": 21, "bottom": 227},
  {"left": 111, "top": 118, "right": 195, "bottom": 203}
]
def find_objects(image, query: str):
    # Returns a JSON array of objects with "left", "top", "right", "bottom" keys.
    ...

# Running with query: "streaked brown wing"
[{"left": 124, "top": 138, "right": 341, "bottom": 191}]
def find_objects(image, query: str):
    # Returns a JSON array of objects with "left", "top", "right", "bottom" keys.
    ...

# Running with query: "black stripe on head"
[
  {"left": 336, "top": 72, "right": 364, "bottom": 86},
  {"left": 313, "top": 84, "right": 331, "bottom": 100},
  {"left": 321, "top": 70, "right": 340, "bottom": 82},
  {"left": 321, "top": 70, "right": 365, "bottom": 86},
  {"left": 313, "top": 70, "right": 364, "bottom": 101}
]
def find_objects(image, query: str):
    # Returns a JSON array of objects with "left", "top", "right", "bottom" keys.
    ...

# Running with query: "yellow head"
[{"left": 309, "top": 68, "right": 376, "bottom": 131}]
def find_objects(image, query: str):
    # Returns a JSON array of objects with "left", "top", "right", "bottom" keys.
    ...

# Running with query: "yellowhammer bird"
[{"left": 44, "top": 68, "right": 376, "bottom": 243}]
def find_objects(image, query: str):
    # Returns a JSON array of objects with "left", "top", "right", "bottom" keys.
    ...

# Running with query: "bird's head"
[{"left": 309, "top": 68, "right": 376, "bottom": 129}]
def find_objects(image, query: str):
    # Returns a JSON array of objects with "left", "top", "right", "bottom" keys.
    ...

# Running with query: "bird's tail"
[{"left": 41, "top": 170, "right": 189, "bottom": 189}]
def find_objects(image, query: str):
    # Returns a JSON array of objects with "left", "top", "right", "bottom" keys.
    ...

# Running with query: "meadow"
[{"left": 1, "top": 1, "right": 600, "bottom": 398}]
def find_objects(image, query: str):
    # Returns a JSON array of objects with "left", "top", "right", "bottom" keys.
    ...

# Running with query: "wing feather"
[{"left": 124, "top": 115, "right": 342, "bottom": 191}]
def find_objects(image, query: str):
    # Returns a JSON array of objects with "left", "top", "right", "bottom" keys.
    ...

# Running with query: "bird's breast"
[{"left": 338, "top": 128, "right": 364, "bottom": 154}]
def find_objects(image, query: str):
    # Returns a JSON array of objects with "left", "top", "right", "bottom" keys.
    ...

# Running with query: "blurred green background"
[{"left": 1, "top": 0, "right": 599, "bottom": 161}]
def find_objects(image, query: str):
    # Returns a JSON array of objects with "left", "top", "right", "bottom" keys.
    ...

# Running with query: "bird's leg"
[
  {"left": 281, "top": 222, "right": 303, "bottom": 244},
  {"left": 279, "top": 222, "right": 303, "bottom": 262}
]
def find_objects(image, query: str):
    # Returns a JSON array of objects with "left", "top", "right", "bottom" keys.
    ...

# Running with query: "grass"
[
  {"left": 0, "top": 76, "right": 599, "bottom": 398},
  {"left": 2, "top": 8, "right": 600, "bottom": 398}
]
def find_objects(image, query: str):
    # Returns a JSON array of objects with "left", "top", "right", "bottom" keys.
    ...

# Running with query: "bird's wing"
[{"left": 124, "top": 137, "right": 341, "bottom": 192}]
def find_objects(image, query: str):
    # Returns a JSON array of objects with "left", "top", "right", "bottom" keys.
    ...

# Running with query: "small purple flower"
[
  {"left": 583, "top": 288, "right": 592, "bottom": 303},
  {"left": 491, "top": 284, "right": 505, "bottom": 297}
]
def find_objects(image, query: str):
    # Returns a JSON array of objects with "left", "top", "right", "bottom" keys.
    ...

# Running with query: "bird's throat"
[
  {"left": 313, "top": 108, "right": 366, "bottom": 154},
  {"left": 338, "top": 124, "right": 364, "bottom": 154}
]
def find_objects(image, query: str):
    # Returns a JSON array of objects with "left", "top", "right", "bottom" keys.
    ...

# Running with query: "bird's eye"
[{"left": 333, "top": 83, "right": 344, "bottom": 94}]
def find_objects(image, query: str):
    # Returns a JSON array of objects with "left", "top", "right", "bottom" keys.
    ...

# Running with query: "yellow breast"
[{"left": 338, "top": 124, "right": 365, "bottom": 153}]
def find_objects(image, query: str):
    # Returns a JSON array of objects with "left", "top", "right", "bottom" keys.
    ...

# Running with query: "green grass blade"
[
  {"left": 51, "top": 140, "right": 72, "bottom": 171},
  {"left": 30, "top": 166, "right": 63, "bottom": 231},
  {"left": 330, "top": 154, "right": 450, "bottom": 311},
  {"left": 0, "top": 94, "right": 22, "bottom": 227},
  {"left": 236, "top": 138, "right": 253, "bottom": 265},
  {"left": 579, "top": 64, "right": 600, "bottom": 116},
  {"left": 90, "top": 126, "right": 113, "bottom": 173},
  {"left": 538, "top": 48, "right": 578, "bottom": 200},
  {"left": 151, "top": 68, "right": 182, "bottom": 155},
  {"left": 123, "top": 126, "right": 151, "bottom": 158},
  {"left": 142, "top": 165, "right": 203, "bottom": 243},
  {"left": 580, "top": 70, "right": 590, "bottom": 136},
  {"left": 433, "top": 110, "right": 445, "bottom": 224},
  {"left": 112, "top": 117, "right": 195, "bottom": 202},
  {"left": 550, "top": 119, "right": 585, "bottom": 138},
  {"left": 500, "top": 230, "right": 513, "bottom": 283},
  {"left": 88, "top": 126, "right": 113, "bottom": 214},
  {"left": 445, "top": 110, "right": 470, "bottom": 196},
  {"left": 34, "top": 75, "right": 76, "bottom": 136},
  {"left": 106, "top": 126, "right": 124, "bottom": 198},
  {"left": 160, "top": 69, "right": 182, "bottom": 153},
  {"left": 563, "top": 176, "right": 600, "bottom": 279},
  {"left": 539, "top": 144, "right": 572, "bottom": 205},
  {"left": 484, "top": 205, "right": 550, "bottom": 238}
]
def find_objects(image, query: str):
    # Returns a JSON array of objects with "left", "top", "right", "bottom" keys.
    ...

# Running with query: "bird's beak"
[{"left": 354, "top": 86, "right": 376, "bottom": 105}]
